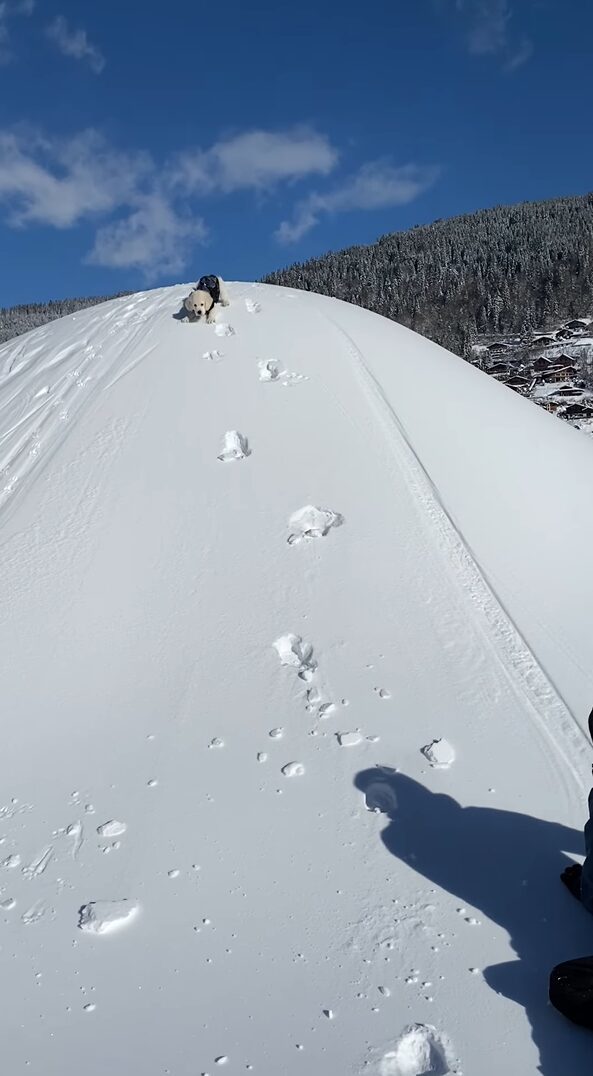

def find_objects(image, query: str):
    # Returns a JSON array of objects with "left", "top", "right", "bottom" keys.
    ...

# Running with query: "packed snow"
[{"left": 1, "top": 281, "right": 593, "bottom": 1074}]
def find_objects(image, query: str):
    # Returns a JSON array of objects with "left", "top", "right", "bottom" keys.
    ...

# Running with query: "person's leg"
[
  {"left": 550, "top": 954, "right": 593, "bottom": 1029},
  {"left": 581, "top": 788, "right": 593, "bottom": 914}
]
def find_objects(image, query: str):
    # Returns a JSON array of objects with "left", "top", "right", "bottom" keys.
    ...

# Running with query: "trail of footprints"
[
  {"left": 0, "top": 290, "right": 460, "bottom": 1070},
  {"left": 208, "top": 292, "right": 460, "bottom": 1072}
]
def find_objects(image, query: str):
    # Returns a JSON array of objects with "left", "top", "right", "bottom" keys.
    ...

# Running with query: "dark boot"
[
  {"left": 561, "top": 863, "right": 584, "bottom": 902},
  {"left": 550, "top": 955, "right": 593, "bottom": 1030}
]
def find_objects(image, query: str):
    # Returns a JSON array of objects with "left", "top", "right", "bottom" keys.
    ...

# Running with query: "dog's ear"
[{"left": 184, "top": 295, "right": 193, "bottom": 311}]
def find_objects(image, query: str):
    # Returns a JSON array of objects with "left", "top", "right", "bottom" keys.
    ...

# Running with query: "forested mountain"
[
  {"left": 1, "top": 194, "right": 592, "bottom": 358},
  {"left": 265, "top": 193, "right": 593, "bottom": 356}
]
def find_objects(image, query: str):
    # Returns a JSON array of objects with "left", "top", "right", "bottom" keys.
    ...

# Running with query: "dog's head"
[{"left": 184, "top": 289, "right": 212, "bottom": 320}]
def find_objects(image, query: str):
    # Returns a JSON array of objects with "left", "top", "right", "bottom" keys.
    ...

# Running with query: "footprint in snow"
[
  {"left": 273, "top": 634, "right": 316, "bottom": 680},
  {"left": 281, "top": 370, "right": 308, "bottom": 387},
  {"left": 203, "top": 349, "right": 223, "bottom": 362},
  {"left": 282, "top": 762, "right": 305, "bottom": 778},
  {"left": 78, "top": 899, "right": 140, "bottom": 935},
  {"left": 258, "top": 360, "right": 280, "bottom": 382},
  {"left": 287, "top": 505, "right": 344, "bottom": 545},
  {"left": 380, "top": 1023, "right": 455, "bottom": 1076},
  {"left": 215, "top": 323, "right": 235, "bottom": 337},
  {"left": 357, "top": 769, "right": 398, "bottom": 815},
  {"left": 337, "top": 731, "right": 363, "bottom": 747},
  {"left": 245, "top": 299, "right": 261, "bottom": 314},
  {"left": 257, "top": 359, "right": 308, "bottom": 386},
  {"left": 421, "top": 738, "right": 456, "bottom": 769},
  {"left": 218, "top": 431, "right": 250, "bottom": 462},
  {"left": 96, "top": 820, "right": 127, "bottom": 839}
]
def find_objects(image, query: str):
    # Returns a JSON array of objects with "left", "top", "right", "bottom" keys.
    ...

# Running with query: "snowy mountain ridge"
[{"left": 1, "top": 282, "right": 593, "bottom": 1076}]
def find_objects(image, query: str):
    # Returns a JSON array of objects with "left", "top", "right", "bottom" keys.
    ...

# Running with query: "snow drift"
[{"left": 1, "top": 282, "right": 593, "bottom": 1075}]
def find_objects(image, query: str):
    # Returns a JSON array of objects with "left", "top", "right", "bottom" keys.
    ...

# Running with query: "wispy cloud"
[
  {"left": 0, "top": 125, "right": 337, "bottom": 274},
  {"left": 0, "top": 125, "right": 432, "bottom": 274},
  {"left": 0, "top": 129, "right": 150, "bottom": 227},
  {"left": 452, "top": 0, "right": 533, "bottom": 70},
  {"left": 168, "top": 128, "right": 338, "bottom": 195},
  {"left": 0, "top": 0, "right": 34, "bottom": 66},
  {"left": 275, "top": 161, "right": 439, "bottom": 244},
  {"left": 46, "top": 15, "right": 105, "bottom": 74},
  {"left": 88, "top": 196, "right": 206, "bottom": 274}
]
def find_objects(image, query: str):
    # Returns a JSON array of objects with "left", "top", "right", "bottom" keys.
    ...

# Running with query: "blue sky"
[{"left": 0, "top": 0, "right": 591, "bottom": 305}]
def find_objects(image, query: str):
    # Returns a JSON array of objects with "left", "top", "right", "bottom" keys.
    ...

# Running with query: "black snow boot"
[
  {"left": 561, "top": 863, "right": 584, "bottom": 902},
  {"left": 549, "top": 955, "right": 593, "bottom": 1030}
]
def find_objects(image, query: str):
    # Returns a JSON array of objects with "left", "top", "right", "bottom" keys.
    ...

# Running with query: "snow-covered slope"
[{"left": 1, "top": 283, "right": 593, "bottom": 1076}]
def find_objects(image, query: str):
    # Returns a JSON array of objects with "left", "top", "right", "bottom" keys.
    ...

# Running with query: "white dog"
[{"left": 182, "top": 275, "right": 230, "bottom": 324}]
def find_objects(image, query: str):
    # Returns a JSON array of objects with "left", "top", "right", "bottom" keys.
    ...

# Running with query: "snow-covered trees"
[{"left": 265, "top": 193, "right": 593, "bottom": 356}]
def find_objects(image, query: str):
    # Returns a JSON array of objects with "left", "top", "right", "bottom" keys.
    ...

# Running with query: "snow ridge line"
[{"left": 321, "top": 308, "right": 590, "bottom": 794}]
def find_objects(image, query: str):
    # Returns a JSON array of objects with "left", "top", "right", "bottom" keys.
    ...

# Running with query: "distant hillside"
[
  {"left": 0, "top": 293, "right": 131, "bottom": 346},
  {"left": 2, "top": 193, "right": 593, "bottom": 357},
  {"left": 264, "top": 193, "right": 593, "bottom": 357}
]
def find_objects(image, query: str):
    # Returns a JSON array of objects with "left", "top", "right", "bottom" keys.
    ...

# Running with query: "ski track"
[
  {"left": 0, "top": 291, "right": 167, "bottom": 518},
  {"left": 316, "top": 304, "right": 590, "bottom": 798}
]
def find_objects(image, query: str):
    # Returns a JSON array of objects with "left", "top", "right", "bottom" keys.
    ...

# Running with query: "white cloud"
[
  {"left": 0, "top": 124, "right": 425, "bottom": 274},
  {"left": 88, "top": 196, "right": 206, "bottom": 275},
  {"left": 0, "top": 0, "right": 34, "bottom": 65},
  {"left": 0, "top": 129, "right": 151, "bottom": 227},
  {"left": 276, "top": 161, "right": 440, "bottom": 244},
  {"left": 0, "top": 127, "right": 205, "bottom": 274},
  {"left": 169, "top": 127, "right": 338, "bottom": 195},
  {"left": 46, "top": 15, "right": 105, "bottom": 74},
  {"left": 452, "top": 0, "right": 532, "bottom": 69}
]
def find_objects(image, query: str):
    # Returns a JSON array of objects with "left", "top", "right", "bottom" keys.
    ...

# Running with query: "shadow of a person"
[{"left": 354, "top": 767, "right": 593, "bottom": 1074}]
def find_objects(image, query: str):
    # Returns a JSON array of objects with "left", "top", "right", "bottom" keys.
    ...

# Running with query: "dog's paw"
[{"left": 221, "top": 300, "right": 230, "bottom": 307}]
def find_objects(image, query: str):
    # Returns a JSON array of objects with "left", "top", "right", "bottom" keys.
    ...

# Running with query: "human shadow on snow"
[{"left": 353, "top": 767, "right": 593, "bottom": 1075}]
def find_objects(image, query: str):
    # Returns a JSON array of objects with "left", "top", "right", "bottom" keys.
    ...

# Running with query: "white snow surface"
[{"left": 1, "top": 281, "right": 593, "bottom": 1074}]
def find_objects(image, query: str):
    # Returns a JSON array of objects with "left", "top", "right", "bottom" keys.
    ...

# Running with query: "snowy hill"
[{"left": 1, "top": 282, "right": 593, "bottom": 1076}]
